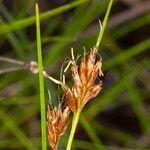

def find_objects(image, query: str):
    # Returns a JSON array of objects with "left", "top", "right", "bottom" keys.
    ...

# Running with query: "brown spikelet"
[
  {"left": 64, "top": 86, "right": 77, "bottom": 113},
  {"left": 87, "top": 59, "right": 102, "bottom": 87},
  {"left": 71, "top": 63, "right": 82, "bottom": 96},
  {"left": 80, "top": 83, "right": 102, "bottom": 110},
  {"left": 47, "top": 104, "right": 69, "bottom": 150},
  {"left": 79, "top": 52, "right": 87, "bottom": 85},
  {"left": 87, "top": 47, "right": 97, "bottom": 78}
]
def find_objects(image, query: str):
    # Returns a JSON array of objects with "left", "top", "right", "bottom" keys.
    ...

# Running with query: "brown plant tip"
[
  {"left": 64, "top": 47, "right": 103, "bottom": 113},
  {"left": 46, "top": 104, "right": 70, "bottom": 150}
]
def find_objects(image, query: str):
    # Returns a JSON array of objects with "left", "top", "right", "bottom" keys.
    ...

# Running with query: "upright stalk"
[
  {"left": 36, "top": 3, "right": 47, "bottom": 150},
  {"left": 66, "top": 1, "right": 114, "bottom": 150},
  {"left": 96, "top": 0, "right": 113, "bottom": 49},
  {"left": 66, "top": 110, "right": 80, "bottom": 150}
]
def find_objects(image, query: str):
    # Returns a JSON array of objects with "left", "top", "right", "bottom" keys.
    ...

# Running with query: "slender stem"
[
  {"left": 66, "top": 110, "right": 80, "bottom": 150},
  {"left": 36, "top": 3, "right": 47, "bottom": 150},
  {"left": 96, "top": 0, "right": 113, "bottom": 49}
]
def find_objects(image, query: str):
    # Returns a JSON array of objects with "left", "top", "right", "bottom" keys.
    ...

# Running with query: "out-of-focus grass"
[
  {"left": 127, "top": 83, "right": 150, "bottom": 132},
  {"left": 113, "top": 13, "right": 150, "bottom": 39},
  {"left": 80, "top": 115, "right": 105, "bottom": 150},
  {"left": 0, "top": 108, "right": 36, "bottom": 150},
  {"left": 0, "top": 0, "right": 149, "bottom": 149},
  {"left": 0, "top": 0, "right": 88, "bottom": 35}
]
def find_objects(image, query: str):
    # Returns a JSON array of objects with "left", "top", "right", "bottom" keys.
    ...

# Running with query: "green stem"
[
  {"left": 96, "top": 0, "right": 113, "bottom": 49},
  {"left": 66, "top": 110, "right": 80, "bottom": 150},
  {"left": 36, "top": 3, "right": 47, "bottom": 150}
]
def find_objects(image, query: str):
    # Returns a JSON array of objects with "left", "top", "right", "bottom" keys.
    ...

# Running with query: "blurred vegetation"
[{"left": 0, "top": 0, "right": 149, "bottom": 150}]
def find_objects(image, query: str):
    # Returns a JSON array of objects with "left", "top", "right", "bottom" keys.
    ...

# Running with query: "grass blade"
[
  {"left": 35, "top": 4, "right": 47, "bottom": 150},
  {"left": 96, "top": 0, "right": 113, "bottom": 49}
]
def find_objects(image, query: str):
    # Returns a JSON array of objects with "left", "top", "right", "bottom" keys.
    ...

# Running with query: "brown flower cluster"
[
  {"left": 46, "top": 47, "right": 103, "bottom": 149},
  {"left": 46, "top": 104, "right": 69, "bottom": 150},
  {"left": 64, "top": 47, "right": 103, "bottom": 113}
]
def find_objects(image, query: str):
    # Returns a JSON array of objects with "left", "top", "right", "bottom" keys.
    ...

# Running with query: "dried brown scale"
[
  {"left": 87, "top": 60, "right": 102, "bottom": 87},
  {"left": 79, "top": 54, "right": 87, "bottom": 85},
  {"left": 64, "top": 47, "right": 103, "bottom": 112},
  {"left": 71, "top": 63, "right": 82, "bottom": 96},
  {"left": 80, "top": 84, "right": 102, "bottom": 110},
  {"left": 46, "top": 105, "right": 69, "bottom": 150},
  {"left": 64, "top": 86, "right": 77, "bottom": 113},
  {"left": 87, "top": 47, "right": 97, "bottom": 78}
]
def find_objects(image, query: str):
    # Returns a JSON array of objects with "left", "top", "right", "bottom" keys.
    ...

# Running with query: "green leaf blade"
[{"left": 35, "top": 3, "right": 47, "bottom": 150}]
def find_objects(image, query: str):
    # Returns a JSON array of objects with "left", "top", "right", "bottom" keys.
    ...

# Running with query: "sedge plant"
[
  {"left": 1, "top": 1, "right": 149, "bottom": 150},
  {"left": 66, "top": 0, "right": 113, "bottom": 149},
  {"left": 35, "top": 0, "right": 113, "bottom": 149},
  {"left": 45, "top": 0, "right": 114, "bottom": 150},
  {"left": 0, "top": 1, "right": 113, "bottom": 149}
]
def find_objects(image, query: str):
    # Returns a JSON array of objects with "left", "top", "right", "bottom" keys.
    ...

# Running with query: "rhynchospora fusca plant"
[
  {"left": 0, "top": 1, "right": 113, "bottom": 149},
  {"left": 46, "top": 0, "right": 113, "bottom": 149}
]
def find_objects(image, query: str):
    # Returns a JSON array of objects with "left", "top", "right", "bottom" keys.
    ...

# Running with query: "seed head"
[
  {"left": 47, "top": 104, "right": 69, "bottom": 150},
  {"left": 63, "top": 47, "right": 103, "bottom": 113}
]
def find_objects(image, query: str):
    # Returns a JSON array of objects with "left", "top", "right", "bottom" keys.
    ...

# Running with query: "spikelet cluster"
[
  {"left": 46, "top": 104, "right": 69, "bottom": 150},
  {"left": 64, "top": 47, "right": 103, "bottom": 113},
  {"left": 46, "top": 47, "right": 103, "bottom": 149}
]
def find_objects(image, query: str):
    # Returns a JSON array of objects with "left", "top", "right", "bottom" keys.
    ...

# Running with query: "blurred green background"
[{"left": 0, "top": 0, "right": 150, "bottom": 149}]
